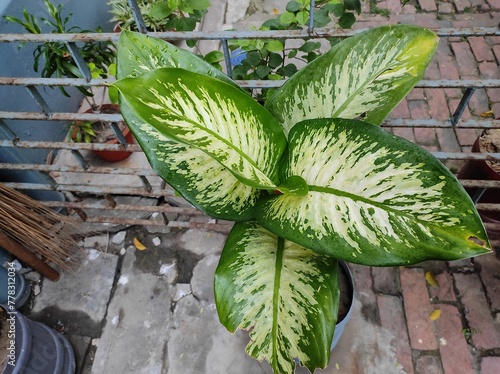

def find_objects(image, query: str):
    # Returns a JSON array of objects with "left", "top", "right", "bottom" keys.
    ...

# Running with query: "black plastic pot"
[
  {"left": 0, "top": 248, "right": 30, "bottom": 309},
  {"left": 1, "top": 305, "right": 75, "bottom": 374}
]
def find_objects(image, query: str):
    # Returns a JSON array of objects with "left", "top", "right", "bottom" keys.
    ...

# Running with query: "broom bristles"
[{"left": 0, "top": 184, "right": 83, "bottom": 271}]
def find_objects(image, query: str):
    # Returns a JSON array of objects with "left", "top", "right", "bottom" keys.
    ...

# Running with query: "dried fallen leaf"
[
  {"left": 429, "top": 309, "right": 441, "bottom": 321},
  {"left": 425, "top": 271, "right": 439, "bottom": 287},
  {"left": 480, "top": 110, "right": 494, "bottom": 118},
  {"left": 133, "top": 237, "right": 147, "bottom": 251}
]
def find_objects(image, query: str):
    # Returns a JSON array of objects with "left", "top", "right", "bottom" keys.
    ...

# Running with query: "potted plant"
[
  {"left": 108, "top": 0, "right": 210, "bottom": 42},
  {"left": 4, "top": 0, "right": 134, "bottom": 162},
  {"left": 458, "top": 127, "right": 500, "bottom": 242},
  {"left": 111, "top": 26, "right": 491, "bottom": 373}
]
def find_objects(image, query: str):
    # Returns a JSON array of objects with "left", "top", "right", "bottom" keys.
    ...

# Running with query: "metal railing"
[{"left": 0, "top": 0, "right": 499, "bottom": 240}]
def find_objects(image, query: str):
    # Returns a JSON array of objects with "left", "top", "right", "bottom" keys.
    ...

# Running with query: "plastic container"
[
  {"left": 0, "top": 248, "right": 31, "bottom": 309},
  {"left": 331, "top": 261, "right": 355, "bottom": 350},
  {"left": 0, "top": 305, "right": 76, "bottom": 374}
]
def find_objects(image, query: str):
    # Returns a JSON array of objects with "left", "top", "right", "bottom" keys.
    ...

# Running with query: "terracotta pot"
[
  {"left": 457, "top": 130, "right": 500, "bottom": 241},
  {"left": 72, "top": 104, "right": 134, "bottom": 162}
]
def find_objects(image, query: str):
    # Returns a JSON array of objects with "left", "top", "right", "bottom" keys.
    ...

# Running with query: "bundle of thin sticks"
[{"left": 0, "top": 184, "right": 82, "bottom": 271}]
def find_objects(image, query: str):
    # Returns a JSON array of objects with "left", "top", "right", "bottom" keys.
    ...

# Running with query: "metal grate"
[{"left": 0, "top": 0, "right": 499, "bottom": 239}]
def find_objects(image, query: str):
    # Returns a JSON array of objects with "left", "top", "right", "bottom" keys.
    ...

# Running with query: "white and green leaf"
[
  {"left": 117, "top": 30, "right": 237, "bottom": 87},
  {"left": 119, "top": 103, "right": 262, "bottom": 220},
  {"left": 114, "top": 68, "right": 286, "bottom": 190},
  {"left": 116, "top": 32, "right": 266, "bottom": 219},
  {"left": 265, "top": 25, "right": 438, "bottom": 135},
  {"left": 215, "top": 221, "right": 339, "bottom": 374},
  {"left": 256, "top": 118, "right": 491, "bottom": 265}
]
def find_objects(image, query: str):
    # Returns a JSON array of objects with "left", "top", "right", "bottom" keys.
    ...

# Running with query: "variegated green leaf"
[
  {"left": 116, "top": 31, "right": 263, "bottom": 220},
  {"left": 215, "top": 221, "right": 339, "bottom": 374},
  {"left": 265, "top": 25, "right": 438, "bottom": 135},
  {"left": 117, "top": 30, "right": 237, "bottom": 87},
  {"left": 120, "top": 103, "right": 262, "bottom": 220},
  {"left": 114, "top": 68, "right": 287, "bottom": 191},
  {"left": 256, "top": 118, "right": 491, "bottom": 266}
]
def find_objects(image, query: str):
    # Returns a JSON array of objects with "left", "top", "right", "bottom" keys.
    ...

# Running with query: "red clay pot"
[{"left": 72, "top": 104, "right": 134, "bottom": 162}]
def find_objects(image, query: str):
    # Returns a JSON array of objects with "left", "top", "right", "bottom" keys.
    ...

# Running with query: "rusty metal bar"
[
  {"left": 3, "top": 178, "right": 500, "bottom": 196},
  {"left": 0, "top": 163, "right": 157, "bottom": 176},
  {"left": 0, "top": 139, "right": 140, "bottom": 151},
  {"left": 1, "top": 112, "right": 499, "bottom": 130},
  {"left": 382, "top": 119, "right": 500, "bottom": 129},
  {"left": 1, "top": 182, "right": 172, "bottom": 197},
  {"left": 0, "top": 111, "right": 123, "bottom": 122},
  {"left": 1, "top": 77, "right": 499, "bottom": 89},
  {"left": 0, "top": 27, "right": 498, "bottom": 43}
]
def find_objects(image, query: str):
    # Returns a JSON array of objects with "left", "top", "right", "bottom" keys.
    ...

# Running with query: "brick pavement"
[{"left": 335, "top": 252, "right": 500, "bottom": 374}]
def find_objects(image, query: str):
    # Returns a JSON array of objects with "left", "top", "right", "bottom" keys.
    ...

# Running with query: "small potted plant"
[
  {"left": 108, "top": 0, "right": 210, "bottom": 45},
  {"left": 4, "top": 0, "right": 134, "bottom": 162},
  {"left": 112, "top": 26, "right": 491, "bottom": 373}
]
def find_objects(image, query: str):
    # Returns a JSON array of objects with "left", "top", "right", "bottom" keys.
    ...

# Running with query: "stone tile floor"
[{"left": 6, "top": 0, "right": 500, "bottom": 373}]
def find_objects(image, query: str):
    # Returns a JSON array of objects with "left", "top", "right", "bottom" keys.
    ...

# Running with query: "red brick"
[
  {"left": 454, "top": 272, "right": 500, "bottom": 349},
  {"left": 486, "top": 88, "right": 500, "bottom": 105},
  {"left": 437, "top": 59, "right": 460, "bottom": 80},
  {"left": 469, "top": 37, "right": 496, "bottom": 62},
  {"left": 414, "top": 127, "right": 438, "bottom": 146},
  {"left": 438, "top": 2, "right": 454, "bottom": 13},
  {"left": 393, "top": 127, "right": 416, "bottom": 143},
  {"left": 453, "top": 13, "right": 496, "bottom": 26},
  {"left": 349, "top": 264, "right": 379, "bottom": 323},
  {"left": 401, "top": 4, "right": 417, "bottom": 13},
  {"left": 450, "top": 42, "right": 479, "bottom": 77},
  {"left": 492, "top": 102, "right": 500, "bottom": 118},
  {"left": 434, "top": 304, "right": 474, "bottom": 374},
  {"left": 407, "top": 88, "right": 426, "bottom": 101},
  {"left": 418, "top": 0, "right": 438, "bottom": 11},
  {"left": 481, "top": 357, "right": 500, "bottom": 374},
  {"left": 479, "top": 61, "right": 500, "bottom": 79},
  {"left": 475, "top": 252, "right": 500, "bottom": 310},
  {"left": 408, "top": 99, "right": 430, "bottom": 119},
  {"left": 421, "top": 145, "right": 439, "bottom": 152},
  {"left": 400, "top": 267, "right": 438, "bottom": 350},
  {"left": 455, "top": 128, "right": 482, "bottom": 147},
  {"left": 377, "top": 295, "right": 414, "bottom": 374},
  {"left": 486, "top": 0, "right": 500, "bottom": 9},
  {"left": 468, "top": 88, "right": 491, "bottom": 117},
  {"left": 452, "top": 0, "right": 472, "bottom": 12},
  {"left": 386, "top": 0, "right": 403, "bottom": 13},
  {"left": 426, "top": 89, "right": 450, "bottom": 121},
  {"left": 429, "top": 271, "right": 457, "bottom": 302},
  {"left": 493, "top": 45, "right": 500, "bottom": 63},
  {"left": 436, "top": 39, "right": 455, "bottom": 62},
  {"left": 424, "top": 60, "right": 441, "bottom": 80},
  {"left": 372, "top": 267, "right": 401, "bottom": 295},
  {"left": 389, "top": 99, "right": 411, "bottom": 119},
  {"left": 415, "top": 355, "right": 443, "bottom": 374},
  {"left": 436, "top": 128, "right": 461, "bottom": 152}
]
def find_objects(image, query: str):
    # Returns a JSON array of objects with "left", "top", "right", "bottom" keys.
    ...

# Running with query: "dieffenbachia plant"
[{"left": 113, "top": 26, "right": 491, "bottom": 373}]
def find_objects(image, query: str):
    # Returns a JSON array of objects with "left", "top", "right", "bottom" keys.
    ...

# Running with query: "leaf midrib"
[
  {"left": 272, "top": 237, "right": 285, "bottom": 371},
  {"left": 149, "top": 112, "right": 274, "bottom": 185},
  {"left": 308, "top": 184, "right": 435, "bottom": 225}
]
